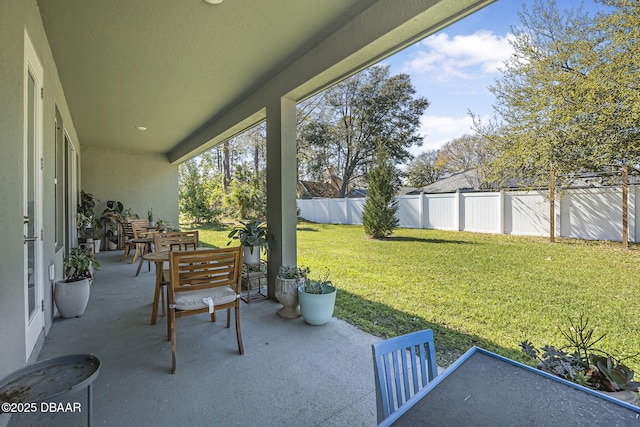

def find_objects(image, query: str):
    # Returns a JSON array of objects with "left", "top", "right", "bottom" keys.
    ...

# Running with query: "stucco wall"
[
  {"left": 0, "top": 0, "right": 30, "bottom": 377},
  {"left": 0, "top": 0, "right": 82, "bottom": 379},
  {"left": 81, "top": 147, "right": 179, "bottom": 228}
]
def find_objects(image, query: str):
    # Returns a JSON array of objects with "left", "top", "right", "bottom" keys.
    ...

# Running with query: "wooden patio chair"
[
  {"left": 152, "top": 231, "right": 200, "bottom": 320},
  {"left": 167, "top": 247, "right": 244, "bottom": 373},
  {"left": 154, "top": 230, "right": 199, "bottom": 252},
  {"left": 119, "top": 219, "right": 149, "bottom": 262},
  {"left": 372, "top": 329, "right": 439, "bottom": 424}
]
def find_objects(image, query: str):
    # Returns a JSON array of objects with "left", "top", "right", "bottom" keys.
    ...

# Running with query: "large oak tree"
[{"left": 299, "top": 65, "right": 429, "bottom": 197}]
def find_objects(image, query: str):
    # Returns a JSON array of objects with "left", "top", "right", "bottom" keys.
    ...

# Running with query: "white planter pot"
[
  {"left": 298, "top": 284, "right": 336, "bottom": 326},
  {"left": 243, "top": 246, "right": 261, "bottom": 265},
  {"left": 275, "top": 277, "right": 304, "bottom": 319},
  {"left": 54, "top": 278, "right": 91, "bottom": 318},
  {"left": 94, "top": 239, "right": 101, "bottom": 253}
]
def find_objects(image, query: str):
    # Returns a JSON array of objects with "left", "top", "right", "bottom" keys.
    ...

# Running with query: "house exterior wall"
[
  {"left": 0, "top": 0, "right": 83, "bottom": 379},
  {"left": 81, "top": 147, "right": 179, "bottom": 228}
]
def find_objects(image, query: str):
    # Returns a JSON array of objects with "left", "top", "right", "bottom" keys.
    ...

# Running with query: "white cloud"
[
  {"left": 404, "top": 31, "right": 514, "bottom": 80},
  {"left": 409, "top": 113, "right": 490, "bottom": 155}
]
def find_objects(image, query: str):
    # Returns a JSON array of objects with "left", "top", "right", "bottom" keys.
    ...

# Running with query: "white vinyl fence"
[{"left": 297, "top": 186, "right": 640, "bottom": 243}]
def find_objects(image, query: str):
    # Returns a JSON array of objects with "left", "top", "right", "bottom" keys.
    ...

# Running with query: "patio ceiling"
[{"left": 37, "top": 0, "right": 494, "bottom": 161}]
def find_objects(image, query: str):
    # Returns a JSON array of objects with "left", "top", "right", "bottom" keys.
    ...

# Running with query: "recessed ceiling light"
[
  {"left": 204, "top": 0, "right": 223, "bottom": 4},
  {"left": 135, "top": 126, "right": 147, "bottom": 131}
]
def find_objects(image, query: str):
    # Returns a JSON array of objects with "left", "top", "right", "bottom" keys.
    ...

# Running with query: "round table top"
[
  {"left": 0, "top": 354, "right": 101, "bottom": 403},
  {"left": 143, "top": 250, "right": 170, "bottom": 262}
]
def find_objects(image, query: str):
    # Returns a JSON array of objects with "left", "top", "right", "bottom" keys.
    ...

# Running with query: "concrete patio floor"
[{"left": 6, "top": 250, "right": 380, "bottom": 427}]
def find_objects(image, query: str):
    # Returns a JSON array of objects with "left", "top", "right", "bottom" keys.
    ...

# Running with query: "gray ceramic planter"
[{"left": 54, "top": 278, "right": 90, "bottom": 318}]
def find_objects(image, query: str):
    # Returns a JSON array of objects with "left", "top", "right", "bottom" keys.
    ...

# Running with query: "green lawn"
[{"left": 184, "top": 222, "right": 640, "bottom": 370}]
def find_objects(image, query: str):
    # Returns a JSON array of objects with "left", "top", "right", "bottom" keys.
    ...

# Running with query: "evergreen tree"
[{"left": 362, "top": 146, "right": 399, "bottom": 238}]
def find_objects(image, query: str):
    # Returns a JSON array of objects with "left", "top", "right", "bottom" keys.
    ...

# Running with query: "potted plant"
[
  {"left": 53, "top": 247, "right": 101, "bottom": 318},
  {"left": 76, "top": 212, "right": 92, "bottom": 241},
  {"left": 298, "top": 269, "right": 336, "bottom": 326},
  {"left": 78, "top": 190, "right": 96, "bottom": 217},
  {"left": 227, "top": 220, "right": 268, "bottom": 265},
  {"left": 521, "top": 315, "right": 640, "bottom": 406},
  {"left": 147, "top": 207, "right": 156, "bottom": 227},
  {"left": 91, "top": 216, "right": 103, "bottom": 253},
  {"left": 101, "top": 200, "right": 124, "bottom": 250},
  {"left": 275, "top": 265, "right": 309, "bottom": 319},
  {"left": 123, "top": 207, "right": 138, "bottom": 221}
]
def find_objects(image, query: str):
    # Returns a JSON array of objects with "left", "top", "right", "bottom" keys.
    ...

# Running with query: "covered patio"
[
  {"left": 2, "top": 1, "right": 495, "bottom": 425},
  {"left": 7, "top": 251, "right": 380, "bottom": 426}
]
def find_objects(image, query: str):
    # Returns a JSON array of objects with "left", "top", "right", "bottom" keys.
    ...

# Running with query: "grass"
[{"left": 184, "top": 221, "right": 640, "bottom": 370}]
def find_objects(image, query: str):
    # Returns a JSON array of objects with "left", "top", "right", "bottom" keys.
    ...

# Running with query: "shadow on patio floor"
[{"left": 7, "top": 251, "right": 379, "bottom": 427}]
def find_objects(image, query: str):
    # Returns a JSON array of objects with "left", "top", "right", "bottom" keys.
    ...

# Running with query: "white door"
[{"left": 24, "top": 30, "right": 44, "bottom": 359}]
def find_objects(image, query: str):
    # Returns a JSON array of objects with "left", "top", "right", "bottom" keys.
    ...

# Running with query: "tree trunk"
[
  {"left": 223, "top": 141, "right": 231, "bottom": 191},
  {"left": 549, "top": 169, "right": 555, "bottom": 243},
  {"left": 622, "top": 165, "right": 628, "bottom": 250}
]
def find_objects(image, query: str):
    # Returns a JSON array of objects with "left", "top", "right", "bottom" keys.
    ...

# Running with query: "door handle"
[
  {"left": 24, "top": 235, "right": 38, "bottom": 244},
  {"left": 24, "top": 216, "right": 30, "bottom": 224}
]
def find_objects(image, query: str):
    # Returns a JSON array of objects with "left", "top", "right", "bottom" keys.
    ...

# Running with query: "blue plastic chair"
[{"left": 372, "top": 329, "right": 439, "bottom": 424}]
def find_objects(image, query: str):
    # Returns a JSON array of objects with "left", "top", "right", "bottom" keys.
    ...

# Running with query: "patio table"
[{"left": 381, "top": 346, "right": 640, "bottom": 426}]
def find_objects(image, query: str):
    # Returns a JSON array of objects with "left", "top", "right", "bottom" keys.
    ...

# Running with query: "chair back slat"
[
  {"left": 372, "top": 329, "right": 438, "bottom": 424},
  {"left": 129, "top": 219, "right": 149, "bottom": 237},
  {"left": 154, "top": 231, "right": 199, "bottom": 252},
  {"left": 121, "top": 221, "right": 135, "bottom": 240},
  {"left": 169, "top": 247, "right": 241, "bottom": 295}
]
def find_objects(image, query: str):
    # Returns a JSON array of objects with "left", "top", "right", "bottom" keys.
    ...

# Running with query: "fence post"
[
  {"left": 499, "top": 190, "right": 505, "bottom": 234},
  {"left": 455, "top": 190, "right": 461, "bottom": 231},
  {"left": 419, "top": 192, "right": 425, "bottom": 229}
]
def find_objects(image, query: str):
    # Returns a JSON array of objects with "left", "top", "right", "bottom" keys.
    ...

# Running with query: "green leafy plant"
[
  {"left": 76, "top": 213, "right": 93, "bottom": 239},
  {"left": 227, "top": 220, "right": 268, "bottom": 254},
  {"left": 521, "top": 315, "right": 640, "bottom": 393},
  {"left": 101, "top": 201, "right": 123, "bottom": 243},
  {"left": 63, "top": 247, "right": 101, "bottom": 282},
  {"left": 302, "top": 269, "right": 332, "bottom": 294},
  {"left": 123, "top": 207, "right": 139, "bottom": 220},
  {"left": 77, "top": 190, "right": 97, "bottom": 217},
  {"left": 277, "top": 265, "right": 310, "bottom": 280}
]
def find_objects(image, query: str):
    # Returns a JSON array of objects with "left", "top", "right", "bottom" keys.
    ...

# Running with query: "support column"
[{"left": 266, "top": 97, "right": 298, "bottom": 299}]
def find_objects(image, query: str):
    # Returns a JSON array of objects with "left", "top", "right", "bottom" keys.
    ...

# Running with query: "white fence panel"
[
  {"left": 425, "top": 193, "right": 457, "bottom": 230},
  {"left": 348, "top": 198, "right": 365, "bottom": 225},
  {"left": 561, "top": 188, "right": 623, "bottom": 241},
  {"left": 396, "top": 195, "right": 421, "bottom": 228},
  {"left": 297, "top": 185, "right": 638, "bottom": 243},
  {"left": 331, "top": 198, "right": 349, "bottom": 224},
  {"left": 505, "top": 191, "right": 550, "bottom": 236},
  {"left": 460, "top": 192, "right": 501, "bottom": 233},
  {"left": 297, "top": 199, "right": 315, "bottom": 222},
  {"left": 311, "top": 199, "right": 331, "bottom": 223}
]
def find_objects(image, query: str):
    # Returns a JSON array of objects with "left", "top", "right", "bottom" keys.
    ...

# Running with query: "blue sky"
[{"left": 381, "top": 0, "right": 605, "bottom": 155}]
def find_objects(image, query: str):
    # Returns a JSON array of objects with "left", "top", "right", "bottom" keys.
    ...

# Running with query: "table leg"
[
  {"left": 150, "top": 261, "right": 163, "bottom": 325},
  {"left": 87, "top": 382, "right": 93, "bottom": 427},
  {"left": 135, "top": 242, "right": 150, "bottom": 276}
]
